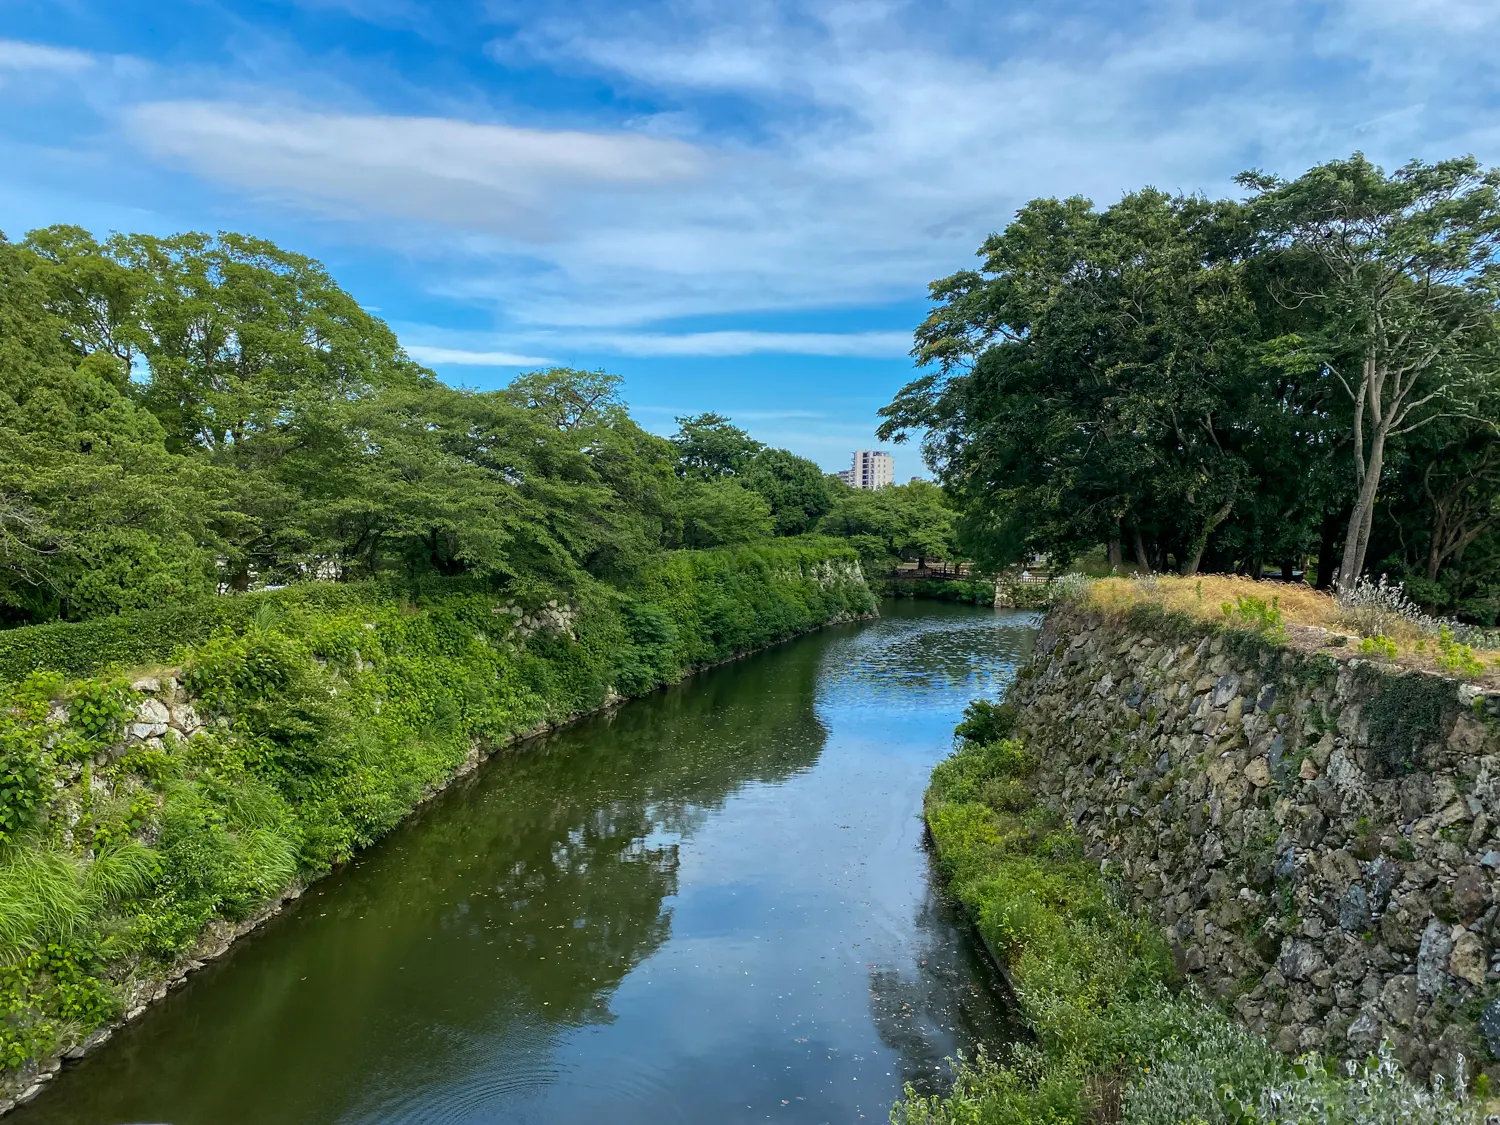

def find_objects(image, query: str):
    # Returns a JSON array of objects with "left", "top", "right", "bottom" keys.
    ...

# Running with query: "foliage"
[
  {"left": 1336, "top": 574, "right": 1429, "bottom": 639},
  {"left": 676, "top": 480, "right": 774, "bottom": 548},
  {"left": 1436, "top": 626, "right": 1488, "bottom": 677},
  {"left": 1360, "top": 634, "right": 1399, "bottom": 659},
  {"left": 889, "top": 577, "right": 996, "bottom": 605},
  {"left": 1239, "top": 154, "right": 1500, "bottom": 592},
  {"left": 3, "top": 224, "right": 863, "bottom": 627},
  {"left": 0, "top": 541, "right": 872, "bottom": 1072},
  {"left": 1119, "top": 1016, "right": 1284, "bottom": 1125},
  {"left": 1337, "top": 575, "right": 1500, "bottom": 657},
  {"left": 878, "top": 153, "right": 1500, "bottom": 623},
  {"left": 0, "top": 582, "right": 381, "bottom": 684},
  {"left": 668, "top": 415, "right": 831, "bottom": 537},
  {"left": 996, "top": 573, "right": 1091, "bottom": 610},
  {"left": 739, "top": 448, "right": 833, "bottom": 535},
  {"left": 670, "top": 412, "right": 764, "bottom": 481},
  {"left": 952, "top": 699, "right": 1016, "bottom": 745},
  {"left": 901, "top": 703, "right": 1484, "bottom": 1124},
  {"left": 879, "top": 188, "right": 1263, "bottom": 576},
  {"left": 819, "top": 479, "right": 956, "bottom": 573},
  {"left": 0, "top": 237, "right": 216, "bottom": 624},
  {"left": 1221, "top": 594, "right": 1285, "bottom": 638}
]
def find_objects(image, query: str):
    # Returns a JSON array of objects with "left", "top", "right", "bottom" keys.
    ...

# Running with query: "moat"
[{"left": 17, "top": 601, "right": 1036, "bottom": 1125}]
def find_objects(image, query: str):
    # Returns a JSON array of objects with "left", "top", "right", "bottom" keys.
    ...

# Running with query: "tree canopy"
[
  {"left": 0, "top": 227, "right": 882, "bottom": 626},
  {"left": 818, "top": 480, "right": 956, "bottom": 572},
  {"left": 879, "top": 153, "right": 1500, "bottom": 622}
]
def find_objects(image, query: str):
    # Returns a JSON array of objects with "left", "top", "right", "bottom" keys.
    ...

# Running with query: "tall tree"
[
  {"left": 0, "top": 235, "right": 216, "bottom": 621},
  {"left": 1240, "top": 154, "right": 1500, "bottom": 589},
  {"left": 20, "top": 225, "right": 147, "bottom": 374},
  {"left": 818, "top": 480, "right": 955, "bottom": 571},
  {"left": 879, "top": 190, "right": 1255, "bottom": 573},
  {"left": 670, "top": 413, "right": 764, "bottom": 480},
  {"left": 740, "top": 448, "right": 832, "bottom": 535}
]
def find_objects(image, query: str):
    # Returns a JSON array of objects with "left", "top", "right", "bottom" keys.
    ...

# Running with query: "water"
[{"left": 18, "top": 600, "right": 1037, "bottom": 1125}]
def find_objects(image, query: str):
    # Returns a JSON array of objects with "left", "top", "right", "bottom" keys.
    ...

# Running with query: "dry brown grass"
[
  {"left": 1086, "top": 574, "right": 1340, "bottom": 628},
  {"left": 1081, "top": 574, "right": 1500, "bottom": 685}
]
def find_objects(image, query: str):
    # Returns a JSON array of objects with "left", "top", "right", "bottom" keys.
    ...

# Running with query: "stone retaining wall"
[{"left": 1011, "top": 602, "right": 1500, "bottom": 1083}]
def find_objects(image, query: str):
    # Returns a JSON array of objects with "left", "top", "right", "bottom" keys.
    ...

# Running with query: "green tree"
[
  {"left": 677, "top": 480, "right": 773, "bottom": 548},
  {"left": 819, "top": 480, "right": 955, "bottom": 571},
  {"left": 879, "top": 190, "right": 1256, "bottom": 573},
  {"left": 116, "top": 230, "right": 425, "bottom": 454},
  {"left": 670, "top": 413, "right": 763, "bottom": 480},
  {"left": 740, "top": 448, "right": 832, "bottom": 535},
  {"left": 0, "top": 236, "right": 216, "bottom": 622},
  {"left": 500, "top": 367, "right": 628, "bottom": 431},
  {"left": 20, "top": 225, "right": 147, "bottom": 375},
  {"left": 1240, "top": 154, "right": 1500, "bottom": 589}
]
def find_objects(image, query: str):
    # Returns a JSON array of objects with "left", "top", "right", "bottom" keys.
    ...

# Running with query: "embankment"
[
  {"left": 1011, "top": 600, "right": 1500, "bottom": 1081},
  {"left": 0, "top": 539, "right": 873, "bottom": 1110}
]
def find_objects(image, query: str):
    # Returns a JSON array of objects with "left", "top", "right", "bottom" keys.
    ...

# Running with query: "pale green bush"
[
  {"left": 1121, "top": 1014, "right": 1283, "bottom": 1125},
  {"left": 1253, "top": 1045, "right": 1483, "bottom": 1125}
]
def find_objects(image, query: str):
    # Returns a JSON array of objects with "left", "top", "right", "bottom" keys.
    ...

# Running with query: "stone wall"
[{"left": 1011, "top": 602, "right": 1500, "bottom": 1082}]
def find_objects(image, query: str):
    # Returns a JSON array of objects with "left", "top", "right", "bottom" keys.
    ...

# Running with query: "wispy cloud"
[
  {"left": 405, "top": 345, "right": 555, "bottom": 367},
  {"left": 0, "top": 39, "right": 94, "bottom": 71},
  {"left": 127, "top": 101, "right": 707, "bottom": 240},
  {"left": 583, "top": 330, "right": 910, "bottom": 357},
  {"left": 18, "top": 0, "right": 1500, "bottom": 338},
  {"left": 406, "top": 327, "right": 909, "bottom": 359}
]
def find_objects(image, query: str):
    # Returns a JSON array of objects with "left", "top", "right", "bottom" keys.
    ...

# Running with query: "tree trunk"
[
  {"left": 1132, "top": 528, "right": 1152, "bottom": 572},
  {"left": 1315, "top": 511, "right": 1342, "bottom": 589},
  {"left": 1426, "top": 533, "right": 1444, "bottom": 583},
  {"left": 1107, "top": 537, "right": 1123, "bottom": 569},
  {"left": 1338, "top": 430, "right": 1388, "bottom": 591},
  {"left": 1181, "top": 500, "right": 1235, "bottom": 577}
]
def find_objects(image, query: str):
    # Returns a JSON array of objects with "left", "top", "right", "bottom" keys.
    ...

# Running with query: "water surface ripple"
[{"left": 18, "top": 600, "right": 1037, "bottom": 1125}]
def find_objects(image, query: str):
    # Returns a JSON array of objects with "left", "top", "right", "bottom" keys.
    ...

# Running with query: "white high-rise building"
[{"left": 846, "top": 450, "right": 894, "bottom": 490}]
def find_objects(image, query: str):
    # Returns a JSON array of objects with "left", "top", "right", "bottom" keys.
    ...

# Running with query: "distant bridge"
[{"left": 886, "top": 561, "right": 975, "bottom": 580}]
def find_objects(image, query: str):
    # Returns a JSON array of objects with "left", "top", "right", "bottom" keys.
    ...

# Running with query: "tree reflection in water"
[{"left": 14, "top": 602, "right": 1036, "bottom": 1125}]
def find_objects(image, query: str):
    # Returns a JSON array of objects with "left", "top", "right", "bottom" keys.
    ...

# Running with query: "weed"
[
  {"left": 909, "top": 699, "right": 1484, "bottom": 1125},
  {"left": 1436, "top": 626, "right": 1486, "bottom": 678},
  {"left": 1221, "top": 595, "right": 1286, "bottom": 638}
]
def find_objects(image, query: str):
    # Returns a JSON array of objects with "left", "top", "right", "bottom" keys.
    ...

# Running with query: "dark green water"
[{"left": 19, "top": 600, "right": 1036, "bottom": 1125}]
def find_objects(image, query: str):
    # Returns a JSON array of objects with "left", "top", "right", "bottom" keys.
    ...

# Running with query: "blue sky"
[{"left": 3, "top": 0, "right": 1498, "bottom": 477}]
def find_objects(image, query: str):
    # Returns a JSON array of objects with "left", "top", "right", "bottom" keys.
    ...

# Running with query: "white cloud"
[
  {"left": 292, "top": 0, "right": 426, "bottom": 24},
  {"left": 583, "top": 330, "right": 910, "bottom": 357},
  {"left": 0, "top": 40, "right": 94, "bottom": 72},
  {"left": 404, "top": 327, "right": 908, "bottom": 358},
  {"left": 1352, "top": 0, "right": 1500, "bottom": 30},
  {"left": 127, "top": 101, "right": 707, "bottom": 240},
  {"left": 99, "top": 1, "right": 1500, "bottom": 333},
  {"left": 405, "top": 345, "right": 555, "bottom": 367}
]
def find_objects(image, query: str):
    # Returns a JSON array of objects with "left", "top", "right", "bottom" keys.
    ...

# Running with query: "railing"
[{"left": 888, "top": 561, "right": 975, "bottom": 579}]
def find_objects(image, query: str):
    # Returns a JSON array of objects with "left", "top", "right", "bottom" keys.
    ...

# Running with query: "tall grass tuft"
[{"left": 0, "top": 840, "right": 155, "bottom": 965}]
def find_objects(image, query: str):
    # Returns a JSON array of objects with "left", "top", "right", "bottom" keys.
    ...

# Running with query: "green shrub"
[
  {"left": 905, "top": 696, "right": 1484, "bottom": 1125},
  {"left": 66, "top": 678, "right": 131, "bottom": 744},
  {"left": 1241, "top": 1046, "right": 1483, "bottom": 1125},
  {"left": 894, "top": 1047, "right": 1084, "bottom": 1125},
  {"left": 0, "top": 540, "right": 873, "bottom": 1073},
  {"left": 953, "top": 699, "right": 1017, "bottom": 745},
  {"left": 1436, "top": 626, "right": 1486, "bottom": 677},
  {"left": 1120, "top": 1013, "right": 1284, "bottom": 1125},
  {"left": 1360, "top": 634, "right": 1399, "bottom": 659},
  {"left": 1221, "top": 594, "right": 1285, "bottom": 638}
]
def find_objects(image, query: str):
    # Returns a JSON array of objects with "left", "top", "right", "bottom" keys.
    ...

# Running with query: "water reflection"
[{"left": 17, "top": 600, "right": 1035, "bottom": 1125}]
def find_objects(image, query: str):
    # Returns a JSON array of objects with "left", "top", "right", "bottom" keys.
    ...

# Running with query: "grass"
[
  {"left": 897, "top": 706, "right": 1491, "bottom": 1124},
  {"left": 0, "top": 540, "right": 877, "bottom": 1080},
  {"left": 1081, "top": 575, "right": 1500, "bottom": 684}
]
